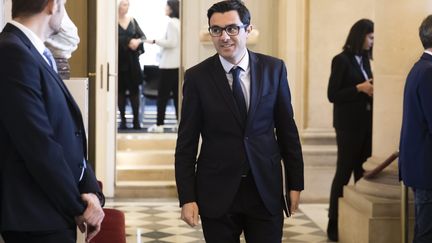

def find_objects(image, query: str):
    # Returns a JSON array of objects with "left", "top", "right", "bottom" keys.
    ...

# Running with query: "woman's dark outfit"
[
  {"left": 118, "top": 18, "right": 146, "bottom": 129},
  {"left": 327, "top": 50, "right": 373, "bottom": 241}
]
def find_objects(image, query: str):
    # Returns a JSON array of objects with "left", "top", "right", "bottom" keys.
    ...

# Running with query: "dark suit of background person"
[
  {"left": 0, "top": 1, "right": 104, "bottom": 242},
  {"left": 118, "top": 0, "right": 146, "bottom": 129},
  {"left": 175, "top": 1, "right": 304, "bottom": 242},
  {"left": 399, "top": 15, "right": 432, "bottom": 243},
  {"left": 326, "top": 19, "right": 374, "bottom": 242}
]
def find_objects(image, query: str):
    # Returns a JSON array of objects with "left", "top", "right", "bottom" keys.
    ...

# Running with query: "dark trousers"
[
  {"left": 2, "top": 228, "right": 76, "bottom": 243},
  {"left": 118, "top": 93, "right": 140, "bottom": 125},
  {"left": 328, "top": 129, "right": 371, "bottom": 220},
  {"left": 156, "top": 68, "right": 179, "bottom": 125},
  {"left": 201, "top": 175, "right": 284, "bottom": 243},
  {"left": 118, "top": 70, "right": 141, "bottom": 126},
  {"left": 414, "top": 188, "right": 432, "bottom": 243}
]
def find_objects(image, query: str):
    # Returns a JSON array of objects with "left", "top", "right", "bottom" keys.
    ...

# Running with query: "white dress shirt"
[
  {"left": 219, "top": 51, "right": 251, "bottom": 110},
  {"left": 355, "top": 55, "right": 369, "bottom": 80}
]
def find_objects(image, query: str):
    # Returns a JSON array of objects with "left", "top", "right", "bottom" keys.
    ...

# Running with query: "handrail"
[
  {"left": 363, "top": 151, "right": 399, "bottom": 179},
  {"left": 361, "top": 151, "right": 408, "bottom": 242}
]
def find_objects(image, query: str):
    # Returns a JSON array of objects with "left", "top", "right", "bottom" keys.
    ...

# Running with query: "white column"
[
  {"left": 277, "top": 0, "right": 307, "bottom": 130},
  {"left": 1, "top": 0, "right": 4, "bottom": 28}
]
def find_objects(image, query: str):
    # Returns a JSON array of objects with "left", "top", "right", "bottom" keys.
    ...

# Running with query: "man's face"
[
  {"left": 209, "top": 10, "right": 251, "bottom": 64},
  {"left": 49, "top": 0, "right": 66, "bottom": 36}
]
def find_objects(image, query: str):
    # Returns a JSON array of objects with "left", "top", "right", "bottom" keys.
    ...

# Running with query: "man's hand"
[
  {"left": 79, "top": 193, "right": 105, "bottom": 242},
  {"left": 289, "top": 190, "right": 301, "bottom": 215},
  {"left": 181, "top": 202, "right": 199, "bottom": 227},
  {"left": 75, "top": 215, "right": 86, "bottom": 234},
  {"left": 356, "top": 79, "right": 373, "bottom": 97}
]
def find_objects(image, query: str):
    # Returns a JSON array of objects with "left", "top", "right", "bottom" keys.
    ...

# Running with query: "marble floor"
[{"left": 105, "top": 199, "right": 331, "bottom": 243}]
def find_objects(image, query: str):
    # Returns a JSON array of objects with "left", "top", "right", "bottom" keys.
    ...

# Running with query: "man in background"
[
  {"left": 399, "top": 14, "right": 432, "bottom": 243},
  {"left": 0, "top": 0, "right": 104, "bottom": 242}
]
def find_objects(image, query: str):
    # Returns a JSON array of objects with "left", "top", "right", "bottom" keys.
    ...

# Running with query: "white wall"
[
  {"left": 0, "top": 0, "right": 4, "bottom": 28},
  {"left": 2, "top": 0, "right": 11, "bottom": 27},
  {"left": 306, "top": 0, "right": 374, "bottom": 131},
  {"left": 128, "top": 0, "right": 168, "bottom": 66},
  {"left": 0, "top": 0, "right": 9, "bottom": 28}
]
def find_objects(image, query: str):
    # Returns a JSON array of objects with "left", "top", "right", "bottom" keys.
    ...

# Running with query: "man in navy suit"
[
  {"left": 175, "top": 1, "right": 304, "bottom": 242},
  {"left": 399, "top": 15, "right": 432, "bottom": 243},
  {"left": 0, "top": 0, "right": 104, "bottom": 242}
]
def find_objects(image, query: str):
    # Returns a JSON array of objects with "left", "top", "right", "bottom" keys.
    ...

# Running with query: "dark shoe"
[
  {"left": 133, "top": 122, "right": 141, "bottom": 130},
  {"left": 327, "top": 219, "right": 338, "bottom": 241},
  {"left": 118, "top": 121, "right": 127, "bottom": 129}
]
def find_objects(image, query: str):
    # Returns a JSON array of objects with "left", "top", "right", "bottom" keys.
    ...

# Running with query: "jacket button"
[{"left": 75, "top": 131, "right": 81, "bottom": 136}]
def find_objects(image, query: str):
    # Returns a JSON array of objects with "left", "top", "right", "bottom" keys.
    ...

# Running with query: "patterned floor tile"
[
  {"left": 158, "top": 226, "right": 198, "bottom": 235},
  {"left": 106, "top": 201, "right": 330, "bottom": 243},
  {"left": 159, "top": 235, "right": 200, "bottom": 243}
]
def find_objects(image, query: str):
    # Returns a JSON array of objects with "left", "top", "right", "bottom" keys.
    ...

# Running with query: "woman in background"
[
  {"left": 327, "top": 19, "right": 374, "bottom": 242},
  {"left": 118, "top": 0, "right": 146, "bottom": 129},
  {"left": 146, "top": 0, "right": 180, "bottom": 133}
]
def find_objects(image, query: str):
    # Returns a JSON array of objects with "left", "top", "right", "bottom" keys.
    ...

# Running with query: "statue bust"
[{"left": 44, "top": 8, "right": 80, "bottom": 80}]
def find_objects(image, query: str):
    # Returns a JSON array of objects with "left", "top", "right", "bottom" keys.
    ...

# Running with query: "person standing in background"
[
  {"left": 175, "top": 1, "right": 304, "bottom": 242},
  {"left": 399, "top": 15, "right": 432, "bottom": 243},
  {"left": 146, "top": 0, "right": 180, "bottom": 133},
  {"left": 0, "top": 0, "right": 104, "bottom": 242},
  {"left": 118, "top": 0, "right": 146, "bottom": 129},
  {"left": 45, "top": 6, "right": 80, "bottom": 80},
  {"left": 327, "top": 19, "right": 374, "bottom": 242}
]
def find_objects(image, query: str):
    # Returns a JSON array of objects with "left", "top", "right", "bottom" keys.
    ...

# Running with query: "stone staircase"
[
  {"left": 115, "top": 133, "right": 178, "bottom": 198},
  {"left": 301, "top": 129, "right": 337, "bottom": 202},
  {"left": 115, "top": 129, "right": 338, "bottom": 202}
]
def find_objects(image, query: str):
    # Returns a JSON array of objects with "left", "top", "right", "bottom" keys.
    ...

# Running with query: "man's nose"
[{"left": 220, "top": 30, "right": 230, "bottom": 41}]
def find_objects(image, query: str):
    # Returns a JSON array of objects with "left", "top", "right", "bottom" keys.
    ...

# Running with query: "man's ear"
[
  {"left": 46, "top": 0, "right": 56, "bottom": 15},
  {"left": 246, "top": 24, "right": 253, "bottom": 34}
]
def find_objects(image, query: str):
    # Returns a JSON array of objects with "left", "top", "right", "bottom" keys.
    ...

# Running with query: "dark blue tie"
[
  {"left": 43, "top": 48, "right": 58, "bottom": 73},
  {"left": 231, "top": 67, "right": 250, "bottom": 176},
  {"left": 231, "top": 67, "right": 247, "bottom": 122}
]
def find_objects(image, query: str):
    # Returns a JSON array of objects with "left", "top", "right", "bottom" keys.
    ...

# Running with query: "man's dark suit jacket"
[
  {"left": 0, "top": 24, "right": 102, "bottom": 231},
  {"left": 175, "top": 50, "right": 304, "bottom": 218},
  {"left": 327, "top": 51, "right": 373, "bottom": 131},
  {"left": 399, "top": 52, "right": 432, "bottom": 190}
]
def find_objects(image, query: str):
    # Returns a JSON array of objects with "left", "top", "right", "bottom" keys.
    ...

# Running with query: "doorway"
[
  {"left": 117, "top": 0, "right": 180, "bottom": 133},
  {"left": 115, "top": 0, "right": 182, "bottom": 198}
]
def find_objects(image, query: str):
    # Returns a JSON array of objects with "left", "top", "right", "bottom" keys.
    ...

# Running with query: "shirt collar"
[
  {"left": 354, "top": 55, "right": 362, "bottom": 63},
  {"left": 9, "top": 20, "right": 46, "bottom": 56},
  {"left": 424, "top": 50, "right": 432, "bottom": 57},
  {"left": 219, "top": 50, "right": 250, "bottom": 74}
]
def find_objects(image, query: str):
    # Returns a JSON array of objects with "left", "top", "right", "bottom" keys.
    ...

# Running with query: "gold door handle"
[{"left": 88, "top": 72, "right": 96, "bottom": 77}]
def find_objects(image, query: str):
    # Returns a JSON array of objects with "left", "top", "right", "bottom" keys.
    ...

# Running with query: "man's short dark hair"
[
  {"left": 343, "top": 18, "right": 374, "bottom": 58},
  {"left": 167, "top": 0, "right": 180, "bottom": 19},
  {"left": 419, "top": 15, "right": 432, "bottom": 49},
  {"left": 12, "top": 0, "right": 50, "bottom": 18},
  {"left": 207, "top": 0, "right": 250, "bottom": 27}
]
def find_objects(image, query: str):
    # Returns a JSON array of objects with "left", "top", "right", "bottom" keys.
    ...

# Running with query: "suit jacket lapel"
[
  {"left": 246, "top": 51, "right": 263, "bottom": 128},
  {"left": 350, "top": 56, "right": 365, "bottom": 80},
  {"left": 363, "top": 57, "right": 373, "bottom": 79},
  {"left": 32, "top": 46, "right": 84, "bottom": 124},
  {"left": 6, "top": 24, "right": 85, "bottom": 133},
  {"left": 209, "top": 54, "right": 245, "bottom": 128}
]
